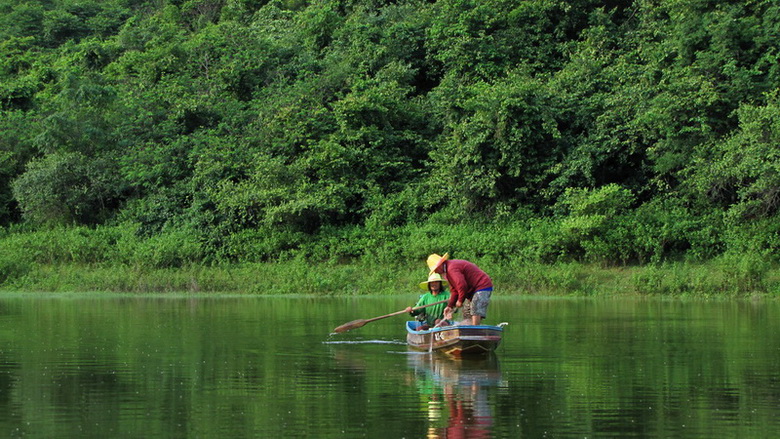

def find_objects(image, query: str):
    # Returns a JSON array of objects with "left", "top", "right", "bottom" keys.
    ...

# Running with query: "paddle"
[{"left": 332, "top": 299, "right": 448, "bottom": 333}]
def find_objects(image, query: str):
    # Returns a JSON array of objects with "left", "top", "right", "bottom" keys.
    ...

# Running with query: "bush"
[
  {"left": 215, "top": 225, "right": 306, "bottom": 263},
  {"left": 12, "top": 152, "right": 122, "bottom": 226},
  {"left": 547, "top": 185, "right": 635, "bottom": 264},
  {"left": 0, "top": 250, "right": 31, "bottom": 285},
  {"left": 720, "top": 217, "right": 780, "bottom": 262},
  {"left": 0, "top": 225, "right": 113, "bottom": 265},
  {"left": 121, "top": 226, "right": 203, "bottom": 269},
  {"left": 627, "top": 198, "right": 724, "bottom": 264}
]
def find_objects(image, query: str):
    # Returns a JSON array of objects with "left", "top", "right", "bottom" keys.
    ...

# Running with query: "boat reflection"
[{"left": 407, "top": 353, "right": 506, "bottom": 439}]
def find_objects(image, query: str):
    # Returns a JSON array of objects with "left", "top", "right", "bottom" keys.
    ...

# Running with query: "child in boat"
[{"left": 405, "top": 272, "right": 453, "bottom": 330}]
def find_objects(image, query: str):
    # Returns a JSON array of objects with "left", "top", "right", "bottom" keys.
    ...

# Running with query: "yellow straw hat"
[
  {"left": 426, "top": 253, "right": 449, "bottom": 276},
  {"left": 419, "top": 272, "right": 449, "bottom": 290}
]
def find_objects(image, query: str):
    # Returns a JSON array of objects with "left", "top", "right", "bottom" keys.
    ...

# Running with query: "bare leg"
[{"left": 472, "top": 315, "right": 481, "bottom": 325}]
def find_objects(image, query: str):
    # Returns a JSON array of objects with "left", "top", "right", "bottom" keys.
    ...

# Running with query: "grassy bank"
[
  {"left": 2, "top": 223, "right": 779, "bottom": 298},
  {"left": 2, "top": 258, "right": 779, "bottom": 299}
]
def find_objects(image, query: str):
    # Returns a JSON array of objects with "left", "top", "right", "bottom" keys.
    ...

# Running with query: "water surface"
[{"left": 0, "top": 295, "right": 777, "bottom": 438}]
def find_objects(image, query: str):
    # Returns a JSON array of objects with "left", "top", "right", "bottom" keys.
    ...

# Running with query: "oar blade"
[{"left": 332, "top": 319, "right": 367, "bottom": 333}]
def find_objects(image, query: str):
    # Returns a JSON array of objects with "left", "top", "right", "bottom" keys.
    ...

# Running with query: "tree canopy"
[{"left": 2, "top": 0, "right": 780, "bottom": 266}]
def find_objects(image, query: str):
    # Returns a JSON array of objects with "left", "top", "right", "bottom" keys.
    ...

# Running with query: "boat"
[{"left": 405, "top": 321, "right": 505, "bottom": 357}]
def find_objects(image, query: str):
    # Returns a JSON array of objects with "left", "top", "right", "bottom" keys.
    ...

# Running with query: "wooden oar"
[{"left": 332, "top": 299, "right": 448, "bottom": 333}]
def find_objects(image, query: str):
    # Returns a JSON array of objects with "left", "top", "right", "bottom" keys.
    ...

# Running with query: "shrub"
[
  {"left": 0, "top": 250, "right": 31, "bottom": 285},
  {"left": 12, "top": 152, "right": 122, "bottom": 226},
  {"left": 123, "top": 226, "right": 203, "bottom": 269}
]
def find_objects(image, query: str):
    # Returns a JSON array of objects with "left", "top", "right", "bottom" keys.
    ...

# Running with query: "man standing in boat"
[{"left": 427, "top": 253, "right": 493, "bottom": 326}]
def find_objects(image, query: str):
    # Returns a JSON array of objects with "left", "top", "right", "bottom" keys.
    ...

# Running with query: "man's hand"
[{"left": 405, "top": 306, "right": 413, "bottom": 313}]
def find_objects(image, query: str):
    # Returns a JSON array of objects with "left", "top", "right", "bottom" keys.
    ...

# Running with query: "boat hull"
[{"left": 406, "top": 321, "right": 503, "bottom": 357}]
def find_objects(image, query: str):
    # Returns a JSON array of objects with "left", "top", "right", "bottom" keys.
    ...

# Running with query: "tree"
[
  {"left": 12, "top": 151, "right": 123, "bottom": 225},
  {"left": 429, "top": 71, "right": 562, "bottom": 214},
  {"left": 687, "top": 90, "right": 780, "bottom": 220}
]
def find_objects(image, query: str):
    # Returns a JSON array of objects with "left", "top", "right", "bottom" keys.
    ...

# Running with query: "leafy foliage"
[
  {"left": 11, "top": 151, "right": 123, "bottom": 225},
  {"left": 688, "top": 90, "right": 780, "bottom": 220},
  {"left": 1, "top": 0, "right": 780, "bottom": 273}
]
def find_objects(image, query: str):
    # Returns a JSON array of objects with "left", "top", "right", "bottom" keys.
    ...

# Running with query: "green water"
[{"left": 0, "top": 295, "right": 777, "bottom": 438}]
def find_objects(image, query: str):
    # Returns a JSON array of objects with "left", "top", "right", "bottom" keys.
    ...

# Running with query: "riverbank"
[{"left": 1, "top": 257, "right": 778, "bottom": 298}]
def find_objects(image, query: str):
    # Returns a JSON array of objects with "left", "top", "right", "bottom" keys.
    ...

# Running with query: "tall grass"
[
  {"left": 1, "top": 221, "right": 779, "bottom": 297},
  {"left": 3, "top": 257, "right": 779, "bottom": 298}
]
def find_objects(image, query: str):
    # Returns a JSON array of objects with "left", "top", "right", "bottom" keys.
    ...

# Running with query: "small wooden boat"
[{"left": 406, "top": 321, "right": 504, "bottom": 357}]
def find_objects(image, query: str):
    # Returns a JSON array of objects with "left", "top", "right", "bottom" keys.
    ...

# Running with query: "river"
[{"left": 0, "top": 294, "right": 777, "bottom": 438}]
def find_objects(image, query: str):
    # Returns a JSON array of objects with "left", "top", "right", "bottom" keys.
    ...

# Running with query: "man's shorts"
[{"left": 471, "top": 288, "right": 493, "bottom": 318}]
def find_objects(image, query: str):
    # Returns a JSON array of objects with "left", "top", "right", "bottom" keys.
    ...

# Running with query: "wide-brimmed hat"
[
  {"left": 419, "top": 272, "right": 449, "bottom": 290},
  {"left": 426, "top": 253, "right": 449, "bottom": 276}
]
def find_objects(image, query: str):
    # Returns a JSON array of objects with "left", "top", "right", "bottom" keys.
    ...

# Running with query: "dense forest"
[{"left": 1, "top": 0, "right": 780, "bottom": 293}]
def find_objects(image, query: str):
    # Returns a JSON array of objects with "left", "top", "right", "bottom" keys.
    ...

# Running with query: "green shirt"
[{"left": 410, "top": 290, "right": 451, "bottom": 326}]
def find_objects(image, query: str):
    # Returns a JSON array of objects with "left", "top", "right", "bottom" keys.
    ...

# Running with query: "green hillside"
[{"left": 2, "top": 0, "right": 780, "bottom": 295}]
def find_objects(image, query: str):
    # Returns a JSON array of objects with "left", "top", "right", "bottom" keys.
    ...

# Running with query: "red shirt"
[{"left": 444, "top": 260, "right": 493, "bottom": 308}]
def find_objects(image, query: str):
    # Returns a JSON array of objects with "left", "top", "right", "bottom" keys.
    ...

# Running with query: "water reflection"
[
  {"left": 407, "top": 354, "right": 506, "bottom": 438},
  {"left": 2, "top": 296, "right": 780, "bottom": 438}
]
